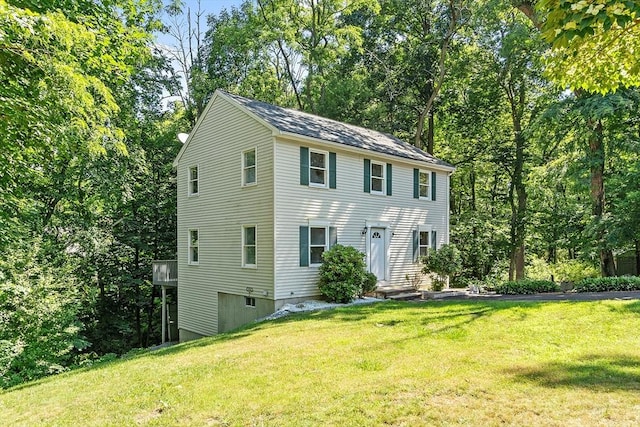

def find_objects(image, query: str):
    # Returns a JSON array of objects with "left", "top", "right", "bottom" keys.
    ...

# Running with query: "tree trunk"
[
  {"left": 507, "top": 93, "right": 527, "bottom": 282},
  {"left": 146, "top": 284, "right": 157, "bottom": 346},
  {"left": 635, "top": 239, "right": 640, "bottom": 276},
  {"left": 134, "top": 245, "right": 142, "bottom": 346},
  {"left": 427, "top": 110, "right": 435, "bottom": 154},
  {"left": 413, "top": 0, "right": 458, "bottom": 149},
  {"left": 588, "top": 118, "right": 616, "bottom": 276}
]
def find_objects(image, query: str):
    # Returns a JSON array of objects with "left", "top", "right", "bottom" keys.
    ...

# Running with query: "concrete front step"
[
  {"left": 387, "top": 292, "right": 422, "bottom": 301},
  {"left": 375, "top": 287, "right": 470, "bottom": 301},
  {"left": 374, "top": 285, "right": 417, "bottom": 299}
]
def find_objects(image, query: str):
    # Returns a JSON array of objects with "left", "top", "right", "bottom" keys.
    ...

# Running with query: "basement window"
[{"left": 245, "top": 296, "right": 256, "bottom": 307}]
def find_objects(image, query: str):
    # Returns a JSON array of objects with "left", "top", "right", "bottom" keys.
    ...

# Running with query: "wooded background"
[{"left": 1, "top": 0, "right": 638, "bottom": 387}]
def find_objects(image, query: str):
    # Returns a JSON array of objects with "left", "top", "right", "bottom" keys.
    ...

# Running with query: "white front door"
[{"left": 370, "top": 227, "right": 386, "bottom": 280}]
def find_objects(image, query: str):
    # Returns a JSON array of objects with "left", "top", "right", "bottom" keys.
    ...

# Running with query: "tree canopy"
[
  {"left": 514, "top": 0, "right": 640, "bottom": 93},
  {"left": 1, "top": 0, "right": 639, "bottom": 388}
]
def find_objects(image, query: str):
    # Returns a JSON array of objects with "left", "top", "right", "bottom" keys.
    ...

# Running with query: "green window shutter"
[
  {"left": 431, "top": 171, "right": 436, "bottom": 201},
  {"left": 386, "top": 163, "right": 392, "bottom": 196},
  {"left": 329, "top": 227, "right": 337, "bottom": 247},
  {"left": 300, "top": 147, "right": 309, "bottom": 185},
  {"left": 412, "top": 230, "right": 419, "bottom": 263},
  {"left": 329, "top": 152, "right": 337, "bottom": 189},
  {"left": 299, "top": 226, "right": 309, "bottom": 267},
  {"left": 364, "top": 159, "right": 371, "bottom": 193},
  {"left": 413, "top": 169, "right": 419, "bottom": 199},
  {"left": 431, "top": 230, "right": 437, "bottom": 250}
]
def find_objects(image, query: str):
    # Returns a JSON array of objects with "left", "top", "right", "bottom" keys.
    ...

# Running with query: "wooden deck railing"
[{"left": 152, "top": 260, "right": 178, "bottom": 286}]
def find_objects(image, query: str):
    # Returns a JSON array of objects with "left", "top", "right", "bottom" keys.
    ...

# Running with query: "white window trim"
[
  {"left": 188, "top": 165, "right": 199, "bottom": 196},
  {"left": 370, "top": 160, "right": 386, "bottom": 195},
  {"left": 309, "top": 226, "right": 329, "bottom": 267},
  {"left": 188, "top": 228, "right": 199, "bottom": 265},
  {"left": 419, "top": 169, "right": 431, "bottom": 200},
  {"left": 309, "top": 148, "right": 329, "bottom": 189},
  {"left": 241, "top": 147, "right": 257, "bottom": 187},
  {"left": 418, "top": 224, "right": 433, "bottom": 258},
  {"left": 242, "top": 225, "right": 257, "bottom": 268}
]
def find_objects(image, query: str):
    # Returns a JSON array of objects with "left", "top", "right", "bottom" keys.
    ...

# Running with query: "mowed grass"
[{"left": 2, "top": 300, "right": 640, "bottom": 426}]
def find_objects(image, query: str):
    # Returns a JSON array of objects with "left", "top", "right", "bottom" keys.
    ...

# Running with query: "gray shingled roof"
[{"left": 221, "top": 90, "right": 453, "bottom": 168}]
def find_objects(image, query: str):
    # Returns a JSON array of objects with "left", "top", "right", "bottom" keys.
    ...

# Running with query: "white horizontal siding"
[
  {"left": 273, "top": 138, "right": 450, "bottom": 300},
  {"left": 177, "top": 96, "right": 274, "bottom": 336}
]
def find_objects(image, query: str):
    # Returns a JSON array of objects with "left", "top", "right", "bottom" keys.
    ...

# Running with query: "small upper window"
[
  {"left": 371, "top": 161, "right": 385, "bottom": 194},
  {"left": 188, "top": 229, "right": 199, "bottom": 264},
  {"left": 243, "top": 226, "right": 256, "bottom": 267},
  {"left": 309, "top": 227, "right": 328, "bottom": 265},
  {"left": 309, "top": 150, "right": 327, "bottom": 187},
  {"left": 243, "top": 149, "right": 256, "bottom": 186},
  {"left": 419, "top": 170, "right": 430, "bottom": 199},
  {"left": 188, "top": 166, "right": 199, "bottom": 195}
]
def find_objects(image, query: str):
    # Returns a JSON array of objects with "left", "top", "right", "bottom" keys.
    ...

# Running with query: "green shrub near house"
[
  {"left": 318, "top": 245, "right": 375, "bottom": 303},
  {"left": 421, "top": 244, "right": 462, "bottom": 291},
  {"left": 574, "top": 276, "right": 640, "bottom": 292}
]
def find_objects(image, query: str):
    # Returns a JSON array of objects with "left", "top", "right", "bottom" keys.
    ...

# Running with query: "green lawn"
[{"left": 2, "top": 300, "right": 640, "bottom": 426}]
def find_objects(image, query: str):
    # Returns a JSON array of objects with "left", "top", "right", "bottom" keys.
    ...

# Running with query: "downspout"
[{"left": 446, "top": 171, "right": 453, "bottom": 244}]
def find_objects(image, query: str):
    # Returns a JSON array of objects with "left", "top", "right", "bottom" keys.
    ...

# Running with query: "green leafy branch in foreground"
[{"left": 514, "top": 0, "right": 640, "bottom": 93}]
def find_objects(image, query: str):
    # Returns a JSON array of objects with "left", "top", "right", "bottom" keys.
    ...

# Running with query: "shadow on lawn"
[
  {"left": 507, "top": 354, "right": 640, "bottom": 391},
  {"left": 2, "top": 301, "right": 546, "bottom": 393},
  {"left": 612, "top": 300, "right": 640, "bottom": 316}
]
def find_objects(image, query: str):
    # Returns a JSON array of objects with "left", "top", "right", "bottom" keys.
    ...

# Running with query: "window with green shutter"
[
  {"left": 300, "top": 147, "right": 336, "bottom": 189},
  {"left": 300, "top": 225, "right": 337, "bottom": 267},
  {"left": 366, "top": 159, "right": 390, "bottom": 195},
  {"left": 415, "top": 169, "right": 436, "bottom": 201}
]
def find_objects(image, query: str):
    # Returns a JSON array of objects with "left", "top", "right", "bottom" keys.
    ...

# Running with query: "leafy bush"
[
  {"left": 421, "top": 244, "right": 462, "bottom": 291},
  {"left": 360, "top": 272, "right": 378, "bottom": 297},
  {"left": 0, "top": 242, "right": 89, "bottom": 388},
  {"left": 574, "top": 276, "right": 640, "bottom": 292},
  {"left": 525, "top": 256, "right": 599, "bottom": 283},
  {"left": 524, "top": 256, "right": 554, "bottom": 281},
  {"left": 318, "top": 245, "right": 374, "bottom": 303},
  {"left": 494, "top": 279, "right": 560, "bottom": 295},
  {"left": 552, "top": 260, "right": 599, "bottom": 283}
]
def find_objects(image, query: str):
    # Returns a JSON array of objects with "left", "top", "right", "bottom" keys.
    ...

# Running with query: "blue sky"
[
  {"left": 177, "top": 0, "right": 244, "bottom": 18},
  {"left": 157, "top": 0, "right": 245, "bottom": 47},
  {"left": 156, "top": 1, "right": 246, "bottom": 109}
]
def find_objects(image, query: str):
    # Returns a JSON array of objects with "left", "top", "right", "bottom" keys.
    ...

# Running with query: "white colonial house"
[{"left": 161, "top": 90, "right": 455, "bottom": 341}]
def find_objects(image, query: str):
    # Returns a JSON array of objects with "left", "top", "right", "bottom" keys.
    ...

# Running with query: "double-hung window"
[
  {"left": 364, "top": 159, "right": 392, "bottom": 195},
  {"left": 300, "top": 147, "right": 336, "bottom": 189},
  {"left": 419, "top": 170, "right": 430, "bottom": 199},
  {"left": 188, "top": 229, "right": 199, "bottom": 264},
  {"left": 188, "top": 166, "right": 199, "bottom": 196},
  {"left": 370, "top": 161, "right": 385, "bottom": 194},
  {"left": 309, "top": 149, "right": 328, "bottom": 187},
  {"left": 309, "top": 227, "right": 328, "bottom": 265},
  {"left": 419, "top": 230, "right": 431, "bottom": 257},
  {"left": 414, "top": 169, "right": 436, "bottom": 200},
  {"left": 242, "top": 226, "right": 256, "bottom": 267},
  {"left": 242, "top": 148, "right": 256, "bottom": 186},
  {"left": 299, "top": 224, "right": 337, "bottom": 267},
  {"left": 413, "top": 225, "right": 437, "bottom": 263}
]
